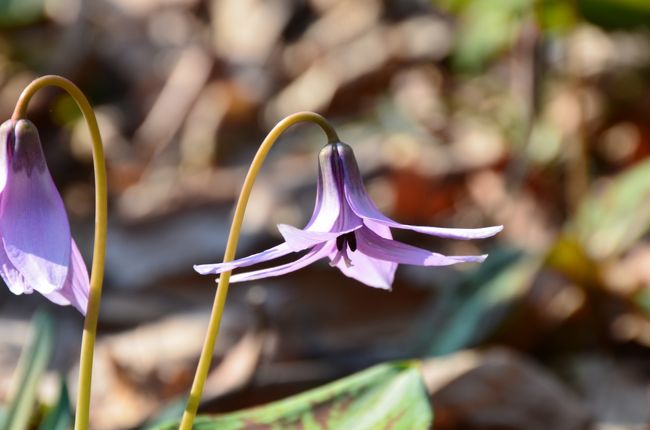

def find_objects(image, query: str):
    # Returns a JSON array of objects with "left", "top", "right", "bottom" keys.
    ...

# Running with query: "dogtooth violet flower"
[
  {"left": 0, "top": 119, "right": 89, "bottom": 314},
  {"left": 195, "top": 142, "right": 503, "bottom": 289}
]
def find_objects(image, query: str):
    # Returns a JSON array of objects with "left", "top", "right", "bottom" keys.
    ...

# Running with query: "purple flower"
[
  {"left": 0, "top": 119, "right": 89, "bottom": 314},
  {"left": 195, "top": 142, "right": 502, "bottom": 289}
]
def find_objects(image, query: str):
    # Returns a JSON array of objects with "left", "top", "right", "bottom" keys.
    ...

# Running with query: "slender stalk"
[
  {"left": 179, "top": 112, "right": 338, "bottom": 430},
  {"left": 12, "top": 75, "right": 108, "bottom": 430}
]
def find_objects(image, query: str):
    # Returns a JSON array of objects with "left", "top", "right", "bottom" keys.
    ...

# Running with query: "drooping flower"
[
  {"left": 0, "top": 119, "right": 89, "bottom": 314},
  {"left": 195, "top": 142, "right": 502, "bottom": 289}
]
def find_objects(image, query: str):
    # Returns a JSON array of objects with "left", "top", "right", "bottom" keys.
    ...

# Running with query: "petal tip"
[
  {"left": 459, "top": 254, "right": 488, "bottom": 264},
  {"left": 474, "top": 225, "right": 503, "bottom": 239},
  {"left": 193, "top": 264, "right": 208, "bottom": 275}
]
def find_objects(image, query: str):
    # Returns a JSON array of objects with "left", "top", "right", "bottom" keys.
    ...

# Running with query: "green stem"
[
  {"left": 179, "top": 112, "right": 339, "bottom": 430},
  {"left": 12, "top": 75, "right": 108, "bottom": 430}
]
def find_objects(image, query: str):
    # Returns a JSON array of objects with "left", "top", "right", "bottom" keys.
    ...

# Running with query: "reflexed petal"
[
  {"left": 0, "top": 120, "right": 71, "bottom": 293},
  {"left": 43, "top": 240, "right": 89, "bottom": 314},
  {"left": 337, "top": 142, "right": 503, "bottom": 240},
  {"left": 278, "top": 224, "right": 350, "bottom": 251},
  {"left": 221, "top": 243, "right": 331, "bottom": 284},
  {"left": 0, "top": 120, "right": 13, "bottom": 193},
  {"left": 357, "top": 227, "right": 487, "bottom": 266},
  {"left": 194, "top": 243, "right": 294, "bottom": 275}
]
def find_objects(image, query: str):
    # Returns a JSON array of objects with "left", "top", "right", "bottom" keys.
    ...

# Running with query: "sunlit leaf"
[
  {"left": 0, "top": 311, "right": 54, "bottom": 430},
  {"left": 571, "top": 158, "right": 650, "bottom": 260},
  {"left": 0, "top": 0, "right": 44, "bottom": 27},
  {"left": 152, "top": 362, "right": 432, "bottom": 430},
  {"left": 633, "top": 290, "right": 650, "bottom": 316},
  {"left": 437, "top": 0, "right": 534, "bottom": 70},
  {"left": 536, "top": 0, "right": 577, "bottom": 32}
]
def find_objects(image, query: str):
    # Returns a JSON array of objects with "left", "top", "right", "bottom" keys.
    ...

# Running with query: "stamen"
[
  {"left": 336, "top": 235, "right": 346, "bottom": 251},
  {"left": 347, "top": 232, "right": 357, "bottom": 252},
  {"left": 332, "top": 232, "right": 357, "bottom": 267}
]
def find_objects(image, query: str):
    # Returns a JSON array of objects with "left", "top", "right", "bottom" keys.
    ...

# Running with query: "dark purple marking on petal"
[
  {"left": 0, "top": 120, "right": 71, "bottom": 293},
  {"left": 356, "top": 227, "right": 487, "bottom": 266},
  {"left": 336, "top": 142, "right": 503, "bottom": 240},
  {"left": 221, "top": 243, "right": 332, "bottom": 284}
]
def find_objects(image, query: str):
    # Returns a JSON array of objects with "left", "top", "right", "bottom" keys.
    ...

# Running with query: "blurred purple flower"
[
  {"left": 195, "top": 142, "right": 502, "bottom": 289},
  {"left": 0, "top": 120, "right": 89, "bottom": 314}
]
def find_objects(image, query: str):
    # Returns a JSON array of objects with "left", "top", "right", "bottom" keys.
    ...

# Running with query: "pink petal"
[
  {"left": 194, "top": 243, "right": 294, "bottom": 275},
  {"left": 332, "top": 250, "right": 396, "bottom": 290},
  {"left": 0, "top": 120, "right": 71, "bottom": 293},
  {"left": 278, "top": 224, "right": 342, "bottom": 251},
  {"left": 221, "top": 243, "right": 331, "bottom": 284},
  {"left": 304, "top": 145, "right": 342, "bottom": 232},
  {"left": 43, "top": 240, "right": 89, "bottom": 314},
  {"left": 304, "top": 164, "right": 325, "bottom": 229},
  {"left": 337, "top": 143, "right": 503, "bottom": 240},
  {"left": 304, "top": 144, "right": 362, "bottom": 233},
  {"left": 0, "top": 120, "right": 12, "bottom": 193},
  {"left": 333, "top": 219, "right": 396, "bottom": 289},
  {"left": 0, "top": 239, "right": 32, "bottom": 295},
  {"left": 356, "top": 227, "right": 487, "bottom": 266}
]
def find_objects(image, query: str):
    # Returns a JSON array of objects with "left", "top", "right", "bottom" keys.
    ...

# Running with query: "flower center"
[{"left": 331, "top": 232, "right": 357, "bottom": 268}]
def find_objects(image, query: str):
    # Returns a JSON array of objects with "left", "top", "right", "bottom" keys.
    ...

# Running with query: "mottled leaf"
[{"left": 153, "top": 361, "right": 432, "bottom": 430}]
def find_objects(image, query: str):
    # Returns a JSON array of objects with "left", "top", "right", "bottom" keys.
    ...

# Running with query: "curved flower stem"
[
  {"left": 180, "top": 112, "right": 339, "bottom": 430},
  {"left": 12, "top": 76, "right": 107, "bottom": 430}
]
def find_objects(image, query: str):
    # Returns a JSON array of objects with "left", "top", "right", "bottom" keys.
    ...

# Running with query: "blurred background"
[{"left": 1, "top": 0, "right": 650, "bottom": 428}]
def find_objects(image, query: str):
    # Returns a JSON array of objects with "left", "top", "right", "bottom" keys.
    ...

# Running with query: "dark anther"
[
  {"left": 347, "top": 232, "right": 357, "bottom": 251},
  {"left": 336, "top": 235, "right": 345, "bottom": 251},
  {"left": 336, "top": 232, "right": 357, "bottom": 252}
]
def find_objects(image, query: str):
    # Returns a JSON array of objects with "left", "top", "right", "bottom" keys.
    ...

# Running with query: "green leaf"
[
  {"left": 152, "top": 361, "right": 432, "bottom": 430},
  {"left": 38, "top": 380, "right": 71, "bottom": 430},
  {"left": 445, "top": 0, "right": 534, "bottom": 70},
  {"left": 578, "top": 0, "right": 650, "bottom": 29},
  {"left": 571, "top": 158, "right": 650, "bottom": 260},
  {"left": 427, "top": 249, "right": 542, "bottom": 356},
  {"left": 633, "top": 289, "right": 650, "bottom": 316},
  {"left": 0, "top": 311, "right": 54, "bottom": 430},
  {"left": 0, "top": 0, "right": 44, "bottom": 27}
]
